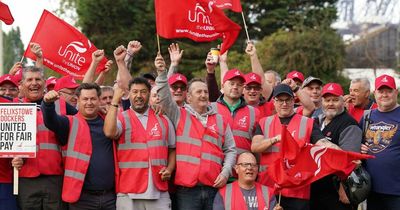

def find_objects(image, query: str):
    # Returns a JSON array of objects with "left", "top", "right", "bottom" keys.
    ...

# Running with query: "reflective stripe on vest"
[
  {"left": 259, "top": 165, "right": 267, "bottom": 173},
  {"left": 261, "top": 185, "right": 269, "bottom": 207},
  {"left": 38, "top": 143, "right": 60, "bottom": 151},
  {"left": 55, "top": 100, "right": 61, "bottom": 115},
  {"left": 65, "top": 117, "right": 90, "bottom": 163},
  {"left": 65, "top": 169, "right": 85, "bottom": 181},
  {"left": 263, "top": 116, "right": 279, "bottom": 153}
]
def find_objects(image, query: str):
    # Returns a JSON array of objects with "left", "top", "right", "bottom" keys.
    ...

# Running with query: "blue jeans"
[
  {"left": 367, "top": 191, "right": 400, "bottom": 210},
  {"left": 176, "top": 185, "right": 217, "bottom": 210},
  {"left": 0, "top": 183, "right": 19, "bottom": 210}
]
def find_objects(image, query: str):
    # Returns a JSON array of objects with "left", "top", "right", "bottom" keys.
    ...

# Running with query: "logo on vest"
[
  {"left": 365, "top": 121, "right": 397, "bottom": 153},
  {"left": 238, "top": 116, "right": 247, "bottom": 128},
  {"left": 209, "top": 124, "right": 217, "bottom": 133},
  {"left": 150, "top": 123, "right": 161, "bottom": 137}
]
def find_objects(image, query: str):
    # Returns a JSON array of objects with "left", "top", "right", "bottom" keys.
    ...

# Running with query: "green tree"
[{"left": 2, "top": 27, "right": 24, "bottom": 72}]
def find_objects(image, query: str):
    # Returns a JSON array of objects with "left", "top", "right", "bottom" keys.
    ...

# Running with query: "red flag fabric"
[
  {"left": 213, "top": 0, "right": 242, "bottom": 12},
  {"left": 266, "top": 127, "right": 374, "bottom": 189},
  {"left": 155, "top": 0, "right": 241, "bottom": 54},
  {"left": 24, "top": 10, "right": 107, "bottom": 80},
  {"left": 0, "top": 2, "right": 14, "bottom": 25}
]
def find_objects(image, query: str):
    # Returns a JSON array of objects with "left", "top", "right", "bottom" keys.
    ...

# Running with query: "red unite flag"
[
  {"left": 155, "top": 0, "right": 241, "bottom": 54},
  {"left": 0, "top": 2, "right": 14, "bottom": 25},
  {"left": 24, "top": 10, "right": 108, "bottom": 80},
  {"left": 213, "top": 0, "right": 242, "bottom": 12},
  {"left": 266, "top": 126, "right": 374, "bottom": 189}
]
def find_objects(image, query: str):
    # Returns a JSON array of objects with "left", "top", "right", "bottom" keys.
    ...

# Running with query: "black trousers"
[
  {"left": 18, "top": 175, "right": 67, "bottom": 210},
  {"left": 279, "top": 196, "right": 310, "bottom": 210},
  {"left": 69, "top": 189, "right": 116, "bottom": 210}
]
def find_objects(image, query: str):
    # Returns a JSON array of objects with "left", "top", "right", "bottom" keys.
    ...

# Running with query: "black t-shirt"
[{"left": 254, "top": 114, "right": 325, "bottom": 143}]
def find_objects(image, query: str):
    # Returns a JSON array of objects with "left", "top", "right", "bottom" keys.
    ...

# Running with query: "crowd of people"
[{"left": 0, "top": 40, "right": 399, "bottom": 210}]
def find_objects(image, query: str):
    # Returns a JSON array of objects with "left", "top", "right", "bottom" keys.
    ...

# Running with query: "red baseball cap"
[
  {"left": 286, "top": 70, "right": 305, "bottom": 83},
  {"left": 375, "top": 74, "right": 396, "bottom": 90},
  {"left": 244, "top": 73, "right": 262, "bottom": 85},
  {"left": 321, "top": 83, "right": 343, "bottom": 97},
  {"left": 54, "top": 75, "right": 79, "bottom": 91},
  {"left": 168, "top": 73, "right": 187, "bottom": 86},
  {"left": 0, "top": 74, "right": 18, "bottom": 87},
  {"left": 46, "top": 76, "right": 58, "bottom": 88},
  {"left": 223, "top": 69, "right": 245, "bottom": 84}
]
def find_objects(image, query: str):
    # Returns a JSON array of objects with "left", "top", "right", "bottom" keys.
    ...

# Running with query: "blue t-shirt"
[{"left": 360, "top": 106, "right": 400, "bottom": 195}]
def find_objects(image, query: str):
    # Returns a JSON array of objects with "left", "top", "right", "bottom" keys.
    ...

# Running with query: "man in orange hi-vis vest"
[
  {"left": 104, "top": 76, "right": 176, "bottom": 210},
  {"left": 155, "top": 53, "right": 237, "bottom": 210}
]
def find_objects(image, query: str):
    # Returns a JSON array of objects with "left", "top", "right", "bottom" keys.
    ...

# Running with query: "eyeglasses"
[
  {"left": 0, "top": 87, "right": 18, "bottom": 92},
  {"left": 244, "top": 85, "right": 261, "bottom": 91},
  {"left": 236, "top": 162, "right": 258, "bottom": 169},
  {"left": 274, "top": 98, "right": 293, "bottom": 105},
  {"left": 171, "top": 84, "right": 187, "bottom": 91}
]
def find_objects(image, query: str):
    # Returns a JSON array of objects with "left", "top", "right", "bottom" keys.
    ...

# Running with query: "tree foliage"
[{"left": 2, "top": 27, "right": 24, "bottom": 72}]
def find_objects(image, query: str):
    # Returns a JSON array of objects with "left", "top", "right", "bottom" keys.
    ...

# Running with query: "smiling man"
[{"left": 213, "top": 152, "right": 282, "bottom": 210}]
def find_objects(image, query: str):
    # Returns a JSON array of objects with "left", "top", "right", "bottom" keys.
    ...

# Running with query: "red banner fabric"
[
  {"left": 155, "top": 0, "right": 241, "bottom": 54},
  {"left": 24, "top": 10, "right": 107, "bottom": 80},
  {"left": 266, "top": 126, "right": 374, "bottom": 189},
  {"left": 0, "top": 2, "right": 14, "bottom": 25}
]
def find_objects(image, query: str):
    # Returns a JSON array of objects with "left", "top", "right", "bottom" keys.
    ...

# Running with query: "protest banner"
[{"left": 0, "top": 103, "right": 37, "bottom": 194}]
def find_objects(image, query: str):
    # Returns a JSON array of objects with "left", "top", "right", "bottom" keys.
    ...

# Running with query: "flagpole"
[
  {"left": 241, "top": 11, "right": 250, "bottom": 42},
  {"left": 156, "top": 34, "right": 161, "bottom": 53},
  {"left": 278, "top": 191, "right": 281, "bottom": 205},
  {"left": 20, "top": 56, "right": 24, "bottom": 63}
]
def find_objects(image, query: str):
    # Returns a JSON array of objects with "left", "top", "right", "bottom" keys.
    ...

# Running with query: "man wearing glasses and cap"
[{"left": 54, "top": 75, "right": 80, "bottom": 107}]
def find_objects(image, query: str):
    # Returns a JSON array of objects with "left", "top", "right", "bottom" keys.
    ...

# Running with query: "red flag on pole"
[
  {"left": 266, "top": 127, "right": 374, "bottom": 189},
  {"left": 24, "top": 10, "right": 108, "bottom": 80},
  {"left": 155, "top": 0, "right": 241, "bottom": 54},
  {"left": 0, "top": 2, "right": 14, "bottom": 25},
  {"left": 213, "top": 0, "right": 242, "bottom": 12}
]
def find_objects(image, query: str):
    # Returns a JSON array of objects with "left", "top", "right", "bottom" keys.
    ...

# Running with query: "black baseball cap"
[
  {"left": 272, "top": 84, "right": 294, "bottom": 98},
  {"left": 141, "top": 72, "right": 156, "bottom": 81}
]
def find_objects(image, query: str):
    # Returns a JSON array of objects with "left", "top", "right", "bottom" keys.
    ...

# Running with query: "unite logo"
[
  {"left": 150, "top": 123, "right": 161, "bottom": 137},
  {"left": 58, "top": 41, "right": 89, "bottom": 70},
  {"left": 188, "top": 3, "right": 212, "bottom": 26}
]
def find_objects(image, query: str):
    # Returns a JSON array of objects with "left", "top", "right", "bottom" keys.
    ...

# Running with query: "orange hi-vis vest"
[
  {"left": 175, "top": 108, "right": 227, "bottom": 187},
  {"left": 116, "top": 109, "right": 169, "bottom": 193},
  {"left": 259, "top": 114, "right": 314, "bottom": 199},
  {"left": 62, "top": 113, "right": 93, "bottom": 203},
  {"left": 220, "top": 181, "right": 272, "bottom": 210},
  {"left": 211, "top": 102, "right": 259, "bottom": 154},
  {"left": 13, "top": 98, "right": 63, "bottom": 177}
]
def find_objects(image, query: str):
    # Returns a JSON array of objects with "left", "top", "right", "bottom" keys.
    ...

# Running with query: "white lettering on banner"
[
  {"left": 175, "top": 29, "right": 220, "bottom": 38},
  {"left": 188, "top": 3, "right": 212, "bottom": 25},
  {"left": 57, "top": 41, "right": 87, "bottom": 67}
]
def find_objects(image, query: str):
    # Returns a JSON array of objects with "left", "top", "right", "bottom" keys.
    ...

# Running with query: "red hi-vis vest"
[
  {"left": 211, "top": 102, "right": 259, "bottom": 154},
  {"left": 116, "top": 109, "right": 169, "bottom": 193},
  {"left": 219, "top": 181, "right": 272, "bottom": 210},
  {"left": 175, "top": 109, "right": 227, "bottom": 187},
  {"left": 62, "top": 113, "right": 92, "bottom": 203},
  {"left": 13, "top": 98, "right": 63, "bottom": 177},
  {"left": 259, "top": 114, "right": 314, "bottom": 199}
]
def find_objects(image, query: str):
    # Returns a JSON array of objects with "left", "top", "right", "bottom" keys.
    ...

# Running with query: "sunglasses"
[
  {"left": 244, "top": 85, "right": 261, "bottom": 91},
  {"left": 171, "top": 84, "right": 187, "bottom": 91}
]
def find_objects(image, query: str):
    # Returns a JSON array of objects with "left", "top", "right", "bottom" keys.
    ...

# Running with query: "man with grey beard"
[{"left": 310, "top": 83, "right": 362, "bottom": 210}]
